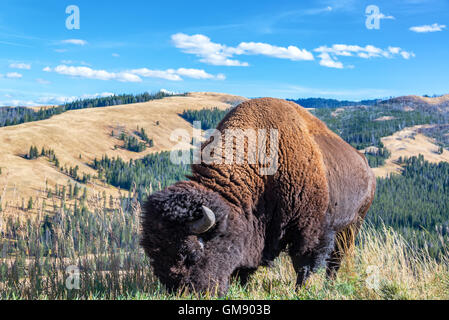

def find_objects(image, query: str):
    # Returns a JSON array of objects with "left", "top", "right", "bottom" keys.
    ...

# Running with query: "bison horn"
[{"left": 189, "top": 206, "right": 216, "bottom": 234}]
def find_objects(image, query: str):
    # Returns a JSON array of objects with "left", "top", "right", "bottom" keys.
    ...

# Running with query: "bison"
[{"left": 141, "top": 98, "right": 376, "bottom": 296}]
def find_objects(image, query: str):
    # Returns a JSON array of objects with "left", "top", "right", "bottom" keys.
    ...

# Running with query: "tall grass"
[{"left": 1, "top": 184, "right": 448, "bottom": 300}]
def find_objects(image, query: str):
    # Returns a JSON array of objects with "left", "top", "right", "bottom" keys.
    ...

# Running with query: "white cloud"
[
  {"left": 9, "top": 63, "right": 31, "bottom": 70},
  {"left": 43, "top": 64, "right": 223, "bottom": 82},
  {"left": 235, "top": 42, "right": 314, "bottom": 61},
  {"left": 45, "top": 65, "right": 142, "bottom": 83},
  {"left": 314, "top": 44, "right": 414, "bottom": 68},
  {"left": 86, "top": 92, "right": 115, "bottom": 99},
  {"left": 0, "top": 91, "right": 118, "bottom": 107},
  {"left": 160, "top": 89, "right": 176, "bottom": 95},
  {"left": 6, "top": 72, "right": 23, "bottom": 79},
  {"left": 400, "top": 51, "right": 415, "bottom": 59},
  {"left": 171, "top": 33, "right": 314, "bottom": 66},
  {"left": 113, "top": 72, "right": 142, "bottom": 83},
  {"left": 130, "top": 68, "right": 182, "bottom": 81},
  {"left": 0, "top": 92, "right": 116, "bottom": 107},
  {"left": 130, "top": 67, "right": 225, "bottom": 81},
  {"left": 53, "top": 65, "right": 137, "bottom": 82},
  {"left": 317, "top": 53, "right": 344, "bottom": 69},
  {"left": 36, "top": 96, "right": 76, "bottom": 105},
  {"left": 410, "top": 23, "right": 446, "bottom": 33},
  {"left": 176, "top": 68, "right": 225, "bottom": 80},
  {"left": 0, "top": 99, "right": 38, "bottom": 107},
  {"left": 37, "top": 92, "right": 115, "bottom": 105},
  {"left": 172, "top": 33, "right": 247, "bottom": 66},
  {"left": 61, "top": 39, "right": 88, "bottom": 45},
  {"left": 112, "top": 53, "right": 120, "bottom": 57},
  {"left": 172, "top": 33, "right": 414, "bottom": 70},
  {"left": 388, "top": 46, "right": 401, "bottom": 55}
]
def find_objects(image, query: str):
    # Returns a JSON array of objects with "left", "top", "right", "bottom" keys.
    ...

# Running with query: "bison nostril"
[{"left": 186, "top": 251, "right": 201, "bottom": 265}]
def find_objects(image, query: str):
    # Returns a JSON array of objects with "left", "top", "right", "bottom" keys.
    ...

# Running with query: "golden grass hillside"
[
  {"left": 0, "top": 92, "right": 246, "bottom": 212},
  {"left": 370, "top": 124, "right": 449, "bottom": 178}
]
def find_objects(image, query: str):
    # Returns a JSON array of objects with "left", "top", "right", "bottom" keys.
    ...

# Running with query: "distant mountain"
[
  {"left": 287, "top": 97, "right": 381, "bottom": 109},
  {"left": 288, "top": 95, "right": 449, "bottom": 114},
  {"left": 380, "top": 94, "right": 449, "bottom": 113}
]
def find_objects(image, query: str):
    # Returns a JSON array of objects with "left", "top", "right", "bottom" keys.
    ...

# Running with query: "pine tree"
[
  {"left": 82, "top": 187, "right": 88, "bottom": 202},
  {"left": 27, "top": 197, "right": 33, "bottom": 211}
]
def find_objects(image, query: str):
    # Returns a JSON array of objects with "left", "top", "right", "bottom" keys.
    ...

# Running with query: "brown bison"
[{"left": 141, "top": 98, "right": 376, "bottom": 295}]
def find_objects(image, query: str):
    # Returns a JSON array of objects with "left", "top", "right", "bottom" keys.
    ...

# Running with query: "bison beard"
[{"left": 141, "top": 98, "right": 376, "bottom": 296}]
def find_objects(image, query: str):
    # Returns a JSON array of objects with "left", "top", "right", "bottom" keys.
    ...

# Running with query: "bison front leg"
[
  {"left": 290, "top": 231, "right": 336, "bottom": 288},
  {"left": 290, "top": 254, "right": 314, "bottom": 287}
]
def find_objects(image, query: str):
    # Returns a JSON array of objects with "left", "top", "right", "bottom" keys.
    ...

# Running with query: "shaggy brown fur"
[{"left": 141, "top": 98, "right": 376, "bottom": 295}]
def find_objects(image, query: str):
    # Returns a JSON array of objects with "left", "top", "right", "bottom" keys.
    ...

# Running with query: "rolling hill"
[
  {"left": 0, "top": 92, "right": 246, "bottom": 213},
  {"left": 380, "top": 94, "right": 449, "bottom": 113}
]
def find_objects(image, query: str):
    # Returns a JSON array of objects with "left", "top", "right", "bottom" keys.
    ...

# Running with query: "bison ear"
[{"left": 188, "top": 206, "right": 216, "bottom": 234}]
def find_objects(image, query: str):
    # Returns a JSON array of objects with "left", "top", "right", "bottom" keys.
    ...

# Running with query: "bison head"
[{"left": 140, "top": 181, "right": 244, "bottom": 296}]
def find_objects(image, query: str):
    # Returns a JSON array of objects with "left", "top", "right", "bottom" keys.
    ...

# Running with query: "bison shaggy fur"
[{"left": 141, "top": 98, "right": 376, "bottom": 295}]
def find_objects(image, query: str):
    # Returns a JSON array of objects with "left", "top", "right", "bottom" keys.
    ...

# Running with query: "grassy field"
[{"left": 1, "top": 185, "right": 448, "bottom": 300}]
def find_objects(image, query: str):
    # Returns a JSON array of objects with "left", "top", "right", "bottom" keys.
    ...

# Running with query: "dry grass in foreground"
[
  {"left": 1, "top": 170, "right": 448, "bottom": 300},
  {"left": 1, "top": 221, "right": 448, "bottom": 300},
  {"left": 217, "top": 225, "right": 449, "bottom": 300}
]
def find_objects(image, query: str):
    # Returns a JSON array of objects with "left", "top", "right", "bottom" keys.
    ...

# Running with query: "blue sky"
[{"left": 0, "top": 0, "right": 448, "bottom": 106}]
